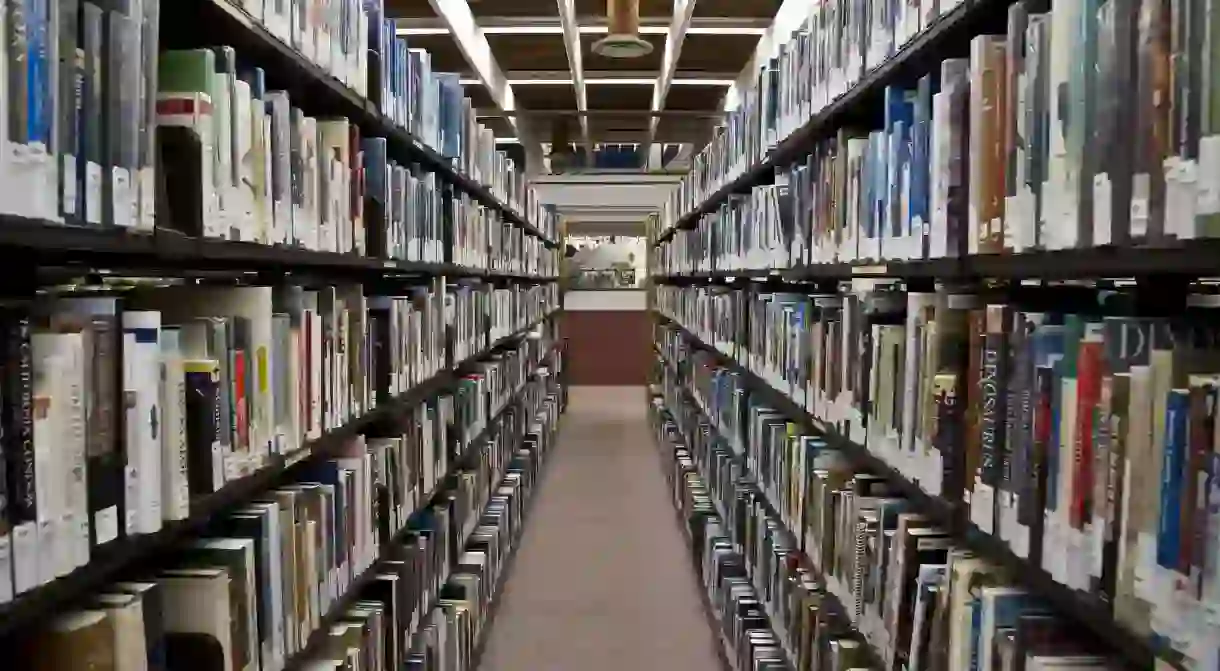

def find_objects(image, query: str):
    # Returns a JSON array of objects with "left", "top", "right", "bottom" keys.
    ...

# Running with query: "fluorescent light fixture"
[
  {"left": 395, "top": 27, "right": 451, "bottom": 35},
  {"left": 671, "top": 79, "right": 735, "bottom": 86},
  {"left": 495, "top": 137, "right": 521, "bottom": 144},
  {"left": 459, "top": 78, "right": 480, "bottom": 85},
  {"left": 585, "top": 78, "right": 655, "bottom": 85}
]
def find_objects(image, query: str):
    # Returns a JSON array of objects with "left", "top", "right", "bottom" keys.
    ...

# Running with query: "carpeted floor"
[{"left": 477, "top": 386, "right": 722, "bottom": 671}]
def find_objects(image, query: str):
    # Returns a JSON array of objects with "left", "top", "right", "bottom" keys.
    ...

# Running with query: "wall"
[{"left": 562, "top": 290, "right": 650, "bottom": 385}]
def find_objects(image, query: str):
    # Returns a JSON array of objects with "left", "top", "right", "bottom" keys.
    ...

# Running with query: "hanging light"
[{"left": 592, "top": 0, "right": 653, "bottom": 59}]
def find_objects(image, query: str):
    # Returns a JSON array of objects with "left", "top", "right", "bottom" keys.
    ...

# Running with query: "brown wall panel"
[{"left": 561, "top": 310, "right": 651, "bottom": 386}]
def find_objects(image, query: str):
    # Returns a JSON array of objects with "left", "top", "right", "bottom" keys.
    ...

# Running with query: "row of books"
[
  {"left": 447, "top": 283, "right": 559, "bottom": 365},
  {"left": 650, "top": 400, "right": 793, "bottom": 671},
  {"left": 0, "top": 0, "right": 557, "bottom": 251},
  {"left": 661, "top": 0, "right": 973, "bottom": 231},
  {"left": 655, "top": 370, "right": 1141, "bottom": 671},
  {"left": 7, "top": 363, "right": 564, "bottom": 671},
  {"left": 661, "top": 0, "right": 1220, "bottom": 267},
  {"left": 0, "top": 279, "right": 556, "bottom": 605},
  {"left": 237, "top": 0, "right": 554, "bottom": 242},
  {"left": 453, "top": 335, "right": 555, "bottom": 446},
  {"left": 654, "top": 279, "right": 1220, "bottom": 668}
]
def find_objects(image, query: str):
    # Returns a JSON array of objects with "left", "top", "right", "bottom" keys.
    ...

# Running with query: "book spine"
[
  {"left": 79, "top": 1, "right": 101, "bottom": 224},
  {"left": 122, "top": 310, "right": 161, "bottom": 535},
  {"left": 1158, "top": 388, "right": 1189, "bottom": 571},
  {"left": 102, "top": 9, "right": 132, "bottom": 228},
  {"left": 1073, "top": 324, "right": 1104, "bottom": 531},
  {"left": 184, "top": 359, "right": 222, "bottom": 496},
  {"left": 58, "top": 0, "right": 79, "bottom": 222},
  {"left": 160, "top": 327, "right": 188, "bottom": 522},
  {"left": 4, "top": 312, "right": 37, "bottom": 594}
]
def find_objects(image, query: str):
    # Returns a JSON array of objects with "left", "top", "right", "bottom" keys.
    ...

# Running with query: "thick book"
[
  {"left": 159, "top": 567, "right": 234, "bottom": 671},
  {"left": 157, "top": 49, "right": 216, "bottom": 238}
]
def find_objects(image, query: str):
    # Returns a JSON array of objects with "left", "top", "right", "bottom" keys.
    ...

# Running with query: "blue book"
[
  {"left": 1158, "top": 388, "right": 1189, "bottom": 570},
  {"left": 28, "top": 0, "right": 48, "bottom": 147},
  {"left": 883, "top": 86, "right": 913, "bottom": 240},
  {"left": 912, "top": 75, "right": 936, "bottom": 250},
  {"left": 968, "top": 596, "right": 983, "bottom": 671},
  {"left": 239, "top": 66, "right": 266, "bottom": 100}
]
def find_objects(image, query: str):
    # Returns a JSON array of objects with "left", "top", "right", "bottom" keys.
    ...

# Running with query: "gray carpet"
[{"left": 477, "top": 386, "right": 722, "bottom": 671}]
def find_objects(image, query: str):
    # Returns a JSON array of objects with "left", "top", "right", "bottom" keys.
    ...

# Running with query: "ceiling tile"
[
  {"left": 469, "top": 0, "right": 560, "bottom": 17},
  {"left": 691, "top": 0, "right": 781, "bottom": 18},
  {"left": 486, "top": 33, "right": 572, "bottom": 72},
  {"left": 480, "top": 116, "right": 516, "bottom": 138},
  {"left": 674, "top": 32, "right": 761, "bottom": 72},
  {"left": 580, "top": 32, "right": 665, "bottom": 71},
  {"left": 398, "top": 33, "right": 472, "bottom": 74},
  {"left": 586, "top": 83, "right": 653, "bottom": 109},
  {"left": 384, "top": 0, "right": 437, "bottom": 18},
  {"left": 514, "top": 84, "right": 579, "bottom": 110},
  {"left": 663, "top": 84, "right": 726, "bottom": 110},
  {"left": 654, "top": 116, "right": 716, "bottom": 143},
  {"left": 461, "top": 84, "right": 497, "bottom": 109},
  {"left": 575, "top": 0, "right": 673, "bottom": 20}
]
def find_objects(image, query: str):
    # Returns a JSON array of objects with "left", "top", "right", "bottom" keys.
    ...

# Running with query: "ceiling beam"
[
  {"left": 477, "top": 109, "right": 726, "bottom": 118},
  {"left": 645, "top": 0, "right": 699, "bottom": 161},
  {"left": 394, "top": 16, "right": 770, "bottom": 32},
  {"left": 555, "top": 0, "right": 593, "bottom": 159},
  {"left": 463, "top": 69, "right": 737, "bottom": 82},
  {"left": 423, "top": 0, "right": 548, "bottom": 171}
]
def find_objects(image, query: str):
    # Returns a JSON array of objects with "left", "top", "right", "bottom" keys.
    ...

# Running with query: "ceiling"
[{"left": 387, "top": 0, "right": 781, "bottom": 155}]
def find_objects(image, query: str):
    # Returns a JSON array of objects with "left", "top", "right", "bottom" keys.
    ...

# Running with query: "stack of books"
[
  {"left": 653, "top": 275, "right": 1220, "bottom": 667},
  {"left": 657, "top": 0, "right": 1220, "bottom": 270},
  {"left": 0, "top": 0, "right": 558, "bottom": 266},
  {"left": 654, "top": 345, "right": 1140, "bottom": 671},
  {"left": 6, "top": 336, "right": 564, "bottom": 671}
]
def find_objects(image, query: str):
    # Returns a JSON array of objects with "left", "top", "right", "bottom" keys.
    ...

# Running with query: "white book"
[
  {"left": 234, "top": 79, "right": 255, "bottom": 242},
  {"left": 213, "top": 71, "right": 234, "bottom": 239},
  {"left": 60, "top": 331, "right": 89, "bottom": 569},
  {"left": 123, "top": 311, "right": 163, "bottom": 536},
  {"left": 301, "top": 116, "right": 320, "bottom": 251},
  {"left": 94, "top": 592, "right": 149, "bottom": 671},
  {"left": 160, "top": 327, "right": 189, "bottom": 522},
  {"left": 260, "top": 112, "right": 275, "bottom": 245},
  {"left": 265, "top": 93, "right": 291, "bottom": 246},
  {"left": 303, "top": 292, "right": 322, "bottom": 439},
  {"left": 30, "top": 336, "right": 67, "bottom": 583},
  {"left": 159, "top": 568, "right": 235, "bottom": 671},
  {"left": 191, "top": 538, "right": 261, "bottom": 671}
]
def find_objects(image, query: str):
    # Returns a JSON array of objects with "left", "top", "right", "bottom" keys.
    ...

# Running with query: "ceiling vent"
[{"left": 592, "top": 0, "right": 653, "bottom": 59}]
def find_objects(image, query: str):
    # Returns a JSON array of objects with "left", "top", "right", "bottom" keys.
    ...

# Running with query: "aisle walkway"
[{"left": 478, "top": 386, "right": 722, "bottom": 671}]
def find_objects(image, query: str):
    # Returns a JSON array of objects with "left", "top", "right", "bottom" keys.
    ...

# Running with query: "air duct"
[{"left": 592, "top": 0, "right": 653, "bottom": 59}]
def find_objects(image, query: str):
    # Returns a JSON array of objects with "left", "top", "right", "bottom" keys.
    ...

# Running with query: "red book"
[
  {"left": 234, "top": 350, "right": 249, "bottom": 453},
  {"left": 1072, "top": 334, "right": 1103, "bottom": 529}
]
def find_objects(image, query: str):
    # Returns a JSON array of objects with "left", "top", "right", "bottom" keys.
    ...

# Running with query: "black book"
[
  {"left": 101, "top": 8, "right": 129, "bottom": 227},
  {"left": 7, "top": 0, "right": 29, "bottom": 148},
  {"left": 58, "top": 0, "right": 81, "bottom": 223},
  {"left": 1, "top": 306, "right": 35, "bottom": 593},
  {"left": 184, "top": 358, "right": 222, "bottom": 496},
  {"left": 137, "top": 0, "right": 159, "bottom": 231},
  {"left": 156, "top": 124, "right": 204, "bottom": 236},
  {"left": 79, "top": 1, "right": 103, "bottom": 225}
]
